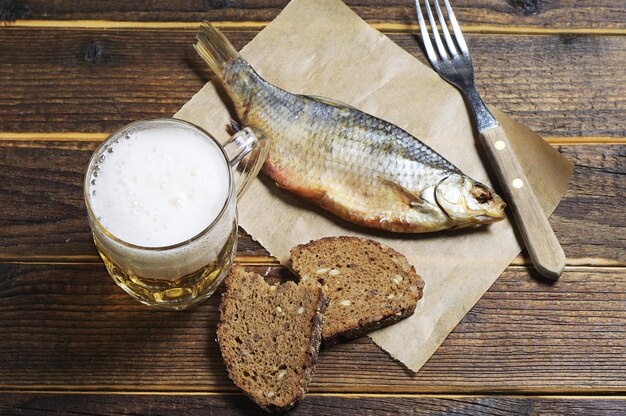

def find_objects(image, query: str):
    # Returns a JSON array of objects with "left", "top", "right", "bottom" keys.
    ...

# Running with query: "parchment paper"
[{"left": 175, "top": 0, "right": 573, "bottom": 372}]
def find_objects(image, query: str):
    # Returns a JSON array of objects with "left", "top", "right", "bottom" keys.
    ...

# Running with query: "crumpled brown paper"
[{"left": 175, "top": 0, "right": 573, "bottom": 372}]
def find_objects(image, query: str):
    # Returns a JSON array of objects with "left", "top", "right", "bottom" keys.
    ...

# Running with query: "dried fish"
[{"left": 195, "top": 23, "right": 505, "bottom": 232}]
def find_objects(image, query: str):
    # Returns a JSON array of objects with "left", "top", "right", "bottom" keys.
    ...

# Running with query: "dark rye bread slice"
[
  {"left": 217, "top": 266, "right": 328, "bottom": 413},
  {"left": 290, "top": 237, "right": 424, "bottom": 346}
]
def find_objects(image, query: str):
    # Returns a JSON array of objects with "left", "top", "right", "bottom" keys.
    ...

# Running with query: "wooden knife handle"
[{"left": 479, "top": 126, "right": 565, "bottom": 280}]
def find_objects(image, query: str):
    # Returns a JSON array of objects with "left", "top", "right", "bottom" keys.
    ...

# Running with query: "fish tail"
[{"left": 194, "top": 22, "right": 239, "bottom": 76}]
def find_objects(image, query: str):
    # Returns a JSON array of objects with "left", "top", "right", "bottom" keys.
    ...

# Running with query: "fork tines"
[{"left": 415, "top": 0, "right": 468, "bottom": 64}]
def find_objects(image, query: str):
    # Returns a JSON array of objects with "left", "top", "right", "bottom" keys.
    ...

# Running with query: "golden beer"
[{"left": 94, "top": 224, "right": 237, "bottom": 309}]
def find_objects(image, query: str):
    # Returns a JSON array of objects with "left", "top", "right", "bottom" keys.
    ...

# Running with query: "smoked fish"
[{"left": 195, "top": 23, "right": 505, "bottom": 233}]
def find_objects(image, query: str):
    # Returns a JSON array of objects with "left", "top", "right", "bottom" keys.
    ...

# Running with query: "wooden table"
[{"left": 1, "top": 1, "right": 624, "bottom": 414}]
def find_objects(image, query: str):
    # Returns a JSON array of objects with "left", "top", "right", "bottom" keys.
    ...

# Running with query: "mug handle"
[{"left": 222, "top": 127, "right": 270, "bottom": 200}]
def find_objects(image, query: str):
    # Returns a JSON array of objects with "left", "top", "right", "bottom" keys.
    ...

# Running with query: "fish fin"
[
  {"left": 227, "top": 119, "right": 242, "bottom": 134},
  {"left": 302, "top": 94, "right": 357, "bottom": 111},
  {"left": 384, "top": 180, "right": 424, "bottom": 207},
  {"left": 263, "top": 161, "right": 327, "bottom": 202},
  {"left": 288, "top": 185, "right": 327, "bottom": 201},
  {"left": 194, "top": 22, "right": 239, "bottom": 75},
  {"left": 275, "top": 182, "right": 326, "bottom": 202}
]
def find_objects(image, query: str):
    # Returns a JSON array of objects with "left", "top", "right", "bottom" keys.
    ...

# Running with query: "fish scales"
[
  {"left": 195, "top": 24, "right": 505, "bottom": 233},
  {"left": 229, "top": 63, "right": 452, "bottom": 189}
]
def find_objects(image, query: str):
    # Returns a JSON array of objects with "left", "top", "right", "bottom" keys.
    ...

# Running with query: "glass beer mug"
[{"left": 84, "top": 118, "right": 268, "bottom": 310}]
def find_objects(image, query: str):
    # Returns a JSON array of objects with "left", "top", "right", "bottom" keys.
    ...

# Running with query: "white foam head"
[
  {"left": 85, "top": 119, "right": 235, "bottom": 280},
  {"left": 88, "top": 121, "right": 230, "bottom": 247}
]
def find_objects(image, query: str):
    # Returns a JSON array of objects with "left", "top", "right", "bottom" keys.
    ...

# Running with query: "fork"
[{"left": 415, "top": 0, "right": 565, "bottom": 280}]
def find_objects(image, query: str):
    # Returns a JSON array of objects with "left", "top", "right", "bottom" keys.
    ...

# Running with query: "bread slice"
[
  {"left": 290, "top": 237, "right": 424, "bottom": 346},
  {"left": 217, "top": 265, "right": 328, "bottom": 413}
]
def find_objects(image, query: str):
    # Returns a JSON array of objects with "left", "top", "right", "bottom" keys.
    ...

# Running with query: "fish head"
[{"left": 435, "top": 173, "right": 506, "bottom": 227}]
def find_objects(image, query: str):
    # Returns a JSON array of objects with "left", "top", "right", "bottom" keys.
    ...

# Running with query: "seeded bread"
[
  {"left": 217, "top": 265, "right": 328, "bottom": 413},
  {"left": 290, "top": 237, "right": 424, "bottom": 346}
]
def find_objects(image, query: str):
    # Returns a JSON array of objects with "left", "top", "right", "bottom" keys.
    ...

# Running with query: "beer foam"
[{"left": 88, "top": 123, "right": 230, "bottom": 247}]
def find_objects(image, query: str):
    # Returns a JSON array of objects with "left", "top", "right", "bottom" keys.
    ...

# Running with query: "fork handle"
[{"left": 479, "top": 126, "right": 565, "bottom": 280}]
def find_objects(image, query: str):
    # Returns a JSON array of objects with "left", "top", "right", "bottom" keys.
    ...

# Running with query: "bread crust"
[{"left": 290, "top": 236, "right": 424, "bottom": 346}]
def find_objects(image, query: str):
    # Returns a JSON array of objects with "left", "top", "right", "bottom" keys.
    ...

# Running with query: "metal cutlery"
[{"left": 415, "top": 0, "right": 565, "bottom": 279}]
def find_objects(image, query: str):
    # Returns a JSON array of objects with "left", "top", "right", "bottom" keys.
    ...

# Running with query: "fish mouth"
[
  {"left": 464, "top": 190, "right": 507, "bottom": 224},
  {"left": 487, "top": 195, "right": 507, "bottom": 220}
]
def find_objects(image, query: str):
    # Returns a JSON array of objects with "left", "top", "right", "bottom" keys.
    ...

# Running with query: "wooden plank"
[
  {"left": 549, "top": 145, "right": 624, "bottom": 264},
  {"left": 0, "top": 140, "right": 269, "bottom": 260},
  {"left": 0, "top": 142, "right": 622, "bottom": 263},
  {"left": 1, "top": 393, "right": 626, "bottom": 415},
  {"left": 0, "top": 30, "right": 624, "bottom": 138},
  {"left": 4, "top": 0, "right": 626, "bottom": 30},
  {"left": 0, "top": 264, "right": 624, "bottom": 392},
  {"left": 7, "top": 21, "right": 626, "bottom": 36}
]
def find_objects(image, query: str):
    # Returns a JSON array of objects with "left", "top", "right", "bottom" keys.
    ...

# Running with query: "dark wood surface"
[
  {"left": 5, "top": 0, "right": 626, "bottom": 29},
  {"left": 2, "top": 393, "right": 626, "bottom": 415},
  {"left": 1, "top": 0, "right": 625, "bottom": 414},
  {"left": 1, "top": 264, "right": 624, "bottom": 392},
  {"left": 1, "top": 29, "right": 625, "bottom": 137}
]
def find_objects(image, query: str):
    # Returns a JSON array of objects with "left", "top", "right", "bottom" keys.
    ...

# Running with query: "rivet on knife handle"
[{"left": 479, "top": 126, "right": 565, "bottom": 280}]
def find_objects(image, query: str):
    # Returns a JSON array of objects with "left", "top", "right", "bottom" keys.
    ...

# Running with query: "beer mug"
[{"left": 84, "top": 118, "right": 268, "bottom": 310}]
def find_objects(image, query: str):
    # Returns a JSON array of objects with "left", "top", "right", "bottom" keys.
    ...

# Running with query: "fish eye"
[{"left": 470, "top": 184, "right": 492, "bottom": 204}]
